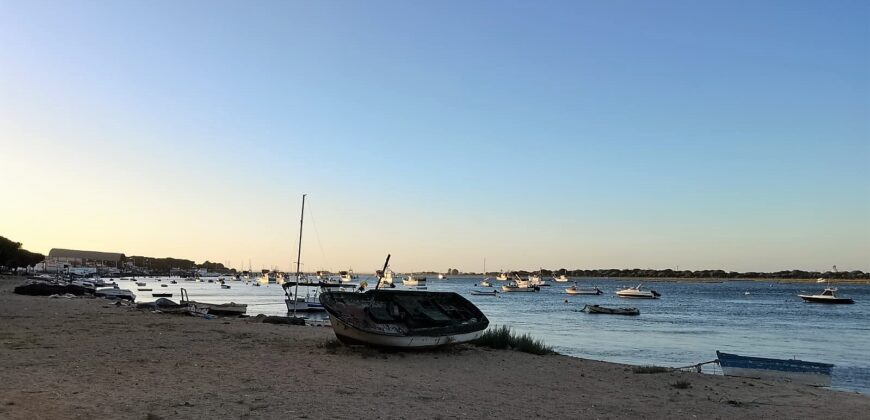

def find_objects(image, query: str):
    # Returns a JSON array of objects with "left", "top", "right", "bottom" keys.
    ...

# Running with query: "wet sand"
[{"left": 1, "top": 276, "right": 867, "bottom": 419}]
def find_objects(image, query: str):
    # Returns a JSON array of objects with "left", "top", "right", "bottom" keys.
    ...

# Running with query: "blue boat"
[{"left": 716, "top": 351, "right": 833, "bottom": 387}]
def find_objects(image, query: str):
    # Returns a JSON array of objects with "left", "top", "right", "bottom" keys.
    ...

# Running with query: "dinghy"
[
  {"left": 470, "top": 290, "right": 498, "bottom": 296},
  {"left": 580, "top": 304, "right": 639, "bottom": 316}
]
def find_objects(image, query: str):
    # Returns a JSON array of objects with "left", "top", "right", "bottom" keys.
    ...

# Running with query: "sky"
[{"left": 1, "top": 0, "right": 868, "bottom": 273}]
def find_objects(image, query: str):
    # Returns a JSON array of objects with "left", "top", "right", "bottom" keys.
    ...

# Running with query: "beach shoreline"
[{"left": 1, "top": 276, "right": 868, "bottom": 419}]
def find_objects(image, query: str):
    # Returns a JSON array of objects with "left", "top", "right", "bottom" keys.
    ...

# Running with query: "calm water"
[{"left": 130, "top": 276, "right": 870, "bottom": 394}]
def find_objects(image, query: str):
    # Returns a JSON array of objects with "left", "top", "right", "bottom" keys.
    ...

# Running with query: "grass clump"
[
  {"left": 473, "top": 325, "right": 555, "bottom": 355},
  {"left": 633, "top": 365, "right": 671, "bottom": 374},
  {"left": 671, "top": 379, "right": 692, "bottom": 389}
]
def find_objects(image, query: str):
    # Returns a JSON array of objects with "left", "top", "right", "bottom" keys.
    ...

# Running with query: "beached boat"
[
  {"left": 470, "top": 290, "right": 498, "bottom": 296},
  {"left": 616, "top": 284, "right": 661, "bottom": 299},
  {"left": 319, "top": 255, "right": 489, "bottom": 348},
  {"left": 179, "top": 289, "right": 247, "bottom": 316},
  {"left": 320, "top": 289, "right": 488, "bottom": 348},
  {"left": 580, "top": 304, "right": 639, "bottom": 316},
  {"left": 554, "top": 274, "right": 569, "bottom": 283},
  {"left": 798, "top": 287, "right": 854, "bottom": 304},
  {"left": 95, "top": 287, "right": 136, "bottom": 301},
  {"left": 402, "top": 275, "right": 427, "bottom": 287},
  {"left": 716, "top": 351, "right": 833, "bottom": 387},
  {"left": 566, "top": 284, "right": 602, "bottom": 295}
]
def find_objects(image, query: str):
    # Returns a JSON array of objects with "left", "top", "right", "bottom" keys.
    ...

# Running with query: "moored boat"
[
  {"left": 566, "top": 284, "right": 602, "bottom": 295},
  {"left": 798, "top": 287, "right": 854, "bottom": 304},
  {"left": 580, "top": 304, "right": 639, "bottom": 316},
  {"left": 616, "top": 284, "right": 660, "bottom": 299},
  {"left": 470, "top": 290, "right": 498, "bottom": 296},
  {"left": 402, "top": 275, "right": 427, "bottom": 287},
  {"left": 716, "top": 351, "right": 833, "bottom": 387},
  {"left": 479, "top": 280, "right": 492, "bottom": 287},
  {"left": 554, "top": 274, "right": 569, "bottom": 283},
  {"left": 501, "top": 279, "right": 539, "bottom": 293}
]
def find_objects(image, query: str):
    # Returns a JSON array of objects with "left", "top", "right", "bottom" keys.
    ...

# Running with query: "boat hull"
[
  {"left": 799, "top": 296, "right": 854, "bottom": 304},
  {"left": 501, "top": 286, "right": 538, "bottom": 292},
  {"left": 327, "top": 314, "right": 485, "bottom": 349},
  {"left": 716, "top": 351, "right": 833, "bottom": 387}
]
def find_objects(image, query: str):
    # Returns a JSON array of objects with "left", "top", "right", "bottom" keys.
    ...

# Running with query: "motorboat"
[
  {"left": 580, "top": 304, "right": 639, "bottom": 316},
  {"left": 438, "top": 273, "right": 447, "bottom": 280},
  {"left": 260, "top": 272, "right": 278, "bottom": 285},
  {"left": 479, "top": 280, "right": 492, "bottom": 287},
  {"left": 566, "top": 284, "right": 602, "bottom": 295},
  {"left": 285, "top": 293, "right": 326, "bottom": 312},
  {"left": 402, "top": 275, "right": 427, "bottom": 287},
  {"left": 320, "top": 288, "right": 489, "bottom": 348},
  {"left": 616, "top": 284, "right": 661, "bottom": 299},
  {"left": 798, "top": 287, "right": 854, "bottom": 304},
  {"left": 528, "top": 274, "right": 549, "bottom": 287},
  {"left": 554, "top": 274, "right": 569, "bottom": 283},
  {"left": 716, "top": 351, "right": 833, "bottom": 387},
  {"left": 496, "top": 272, "right": 509, "bottom": 281},
  {"left": 501, "top": 279, "right": 539, "bottom": 293},
  {"left": 339, "top": 270, "right": 357, "bottom": 283}
]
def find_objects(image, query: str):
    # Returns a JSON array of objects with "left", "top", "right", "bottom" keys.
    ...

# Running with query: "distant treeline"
[
  {"left": 504, "top": 268, "right": 870, "bottom": 280},
  {"left": 0, "top": 236, "right": 45, "bottom": 269},
  {"left": 125, "top": 256, "right": 231, "bottom": 274}
]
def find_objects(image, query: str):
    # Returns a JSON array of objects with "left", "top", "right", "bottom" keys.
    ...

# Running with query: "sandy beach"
[{"left": 1, "top": 276, "right": 867, "bottom": 419}]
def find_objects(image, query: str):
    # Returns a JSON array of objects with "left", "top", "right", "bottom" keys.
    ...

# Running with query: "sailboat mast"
[{"left": 293, "top": 194, "right": 306, "bottom": 316}]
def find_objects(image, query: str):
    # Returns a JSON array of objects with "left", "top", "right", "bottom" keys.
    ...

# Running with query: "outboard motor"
[{"left": 651, "top": 290, "right": 661, "bottom": 297}]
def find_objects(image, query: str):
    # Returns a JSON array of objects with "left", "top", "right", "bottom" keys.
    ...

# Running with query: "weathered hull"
[
  {"left": 327, "top": 314, "right": 485, "bottom": 348},
  {"left": 320, "top": 290, "right": 489, "bottom": 349},
  {"left": 717, "top": 351, "right": 833, "bottom": 387}
]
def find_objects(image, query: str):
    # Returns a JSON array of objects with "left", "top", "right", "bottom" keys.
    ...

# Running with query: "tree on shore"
[{"left": 0, "top": 236, "right": 45, "bottom": 269}]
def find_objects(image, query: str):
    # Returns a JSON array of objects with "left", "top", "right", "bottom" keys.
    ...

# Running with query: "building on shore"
[{"left": 37, "top": 248, "right": 125, "bottom": 275}]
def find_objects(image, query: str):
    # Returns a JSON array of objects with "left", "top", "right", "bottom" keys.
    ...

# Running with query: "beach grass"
[
  {"left": 473, "top": 325, "right": 555, "bottom": 355},
  {"left": 671, "top": 379, "right": 692, "bottom": 389}
]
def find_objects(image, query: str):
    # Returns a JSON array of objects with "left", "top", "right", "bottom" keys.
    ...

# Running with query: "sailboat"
[
  {"left": 319, "top": 255, "right": 490, "bottom": 349},
  {"left": 479, "top": 258, "right": 493, "bottom": 287},
  {"left": 284, "top": 194, "right": 326, "bottom": 314}
]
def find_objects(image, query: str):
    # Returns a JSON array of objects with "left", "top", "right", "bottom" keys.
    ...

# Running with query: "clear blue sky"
[{"left": 2, "top": 1, "right": 868, "bottom": 272}]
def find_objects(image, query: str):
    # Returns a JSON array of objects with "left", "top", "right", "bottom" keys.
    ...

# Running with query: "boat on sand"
[
  {"left": 319, "top": 255, "right": 489, "bottom": 349},
  {"left": 716, "top": 351, "right": 833, "bottom": 387}
]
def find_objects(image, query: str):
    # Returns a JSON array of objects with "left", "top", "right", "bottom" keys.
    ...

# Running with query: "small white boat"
[
  {"left": 616, "top": 284, "right": 661, "bottom": 299},
  {"left": 402, "top": 275, "right": 427, "bottom": 287},
  {"left": 480, "top": 280, "right": 492, "bottom": 287},
  {"left": 496, "top": 272, "right": 509, "bottom": 281},
  {"left": 798, "top": 287, "right": 854, "bottom": 304},
  {"left": 565, "top": 284, "right": 602, "bottom": 295},
  {"left": 339, "top": 270, "right": 357, "bottom": 283},
  {"left": 501, "top": 279, "right": 539, "bottom": 293},
  {"left": 554, "top": 274, "right": 569, "bottom": 283},
  {"left": 528, "top": 274, "right": 549, "bottom": 287}
]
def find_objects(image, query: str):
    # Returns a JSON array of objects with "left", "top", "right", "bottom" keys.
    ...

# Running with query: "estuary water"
[{"left": 131, "top": 276, "right": 870, "bottom": 394}]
